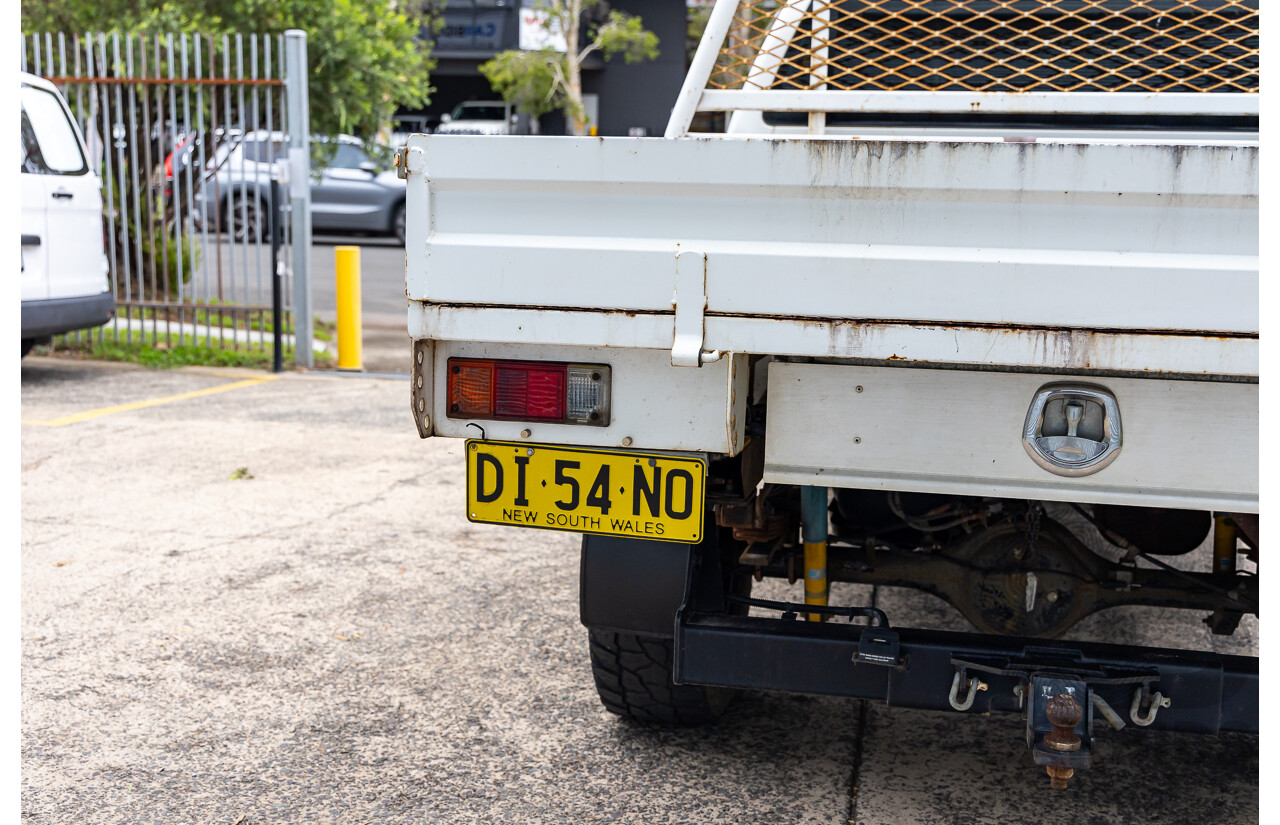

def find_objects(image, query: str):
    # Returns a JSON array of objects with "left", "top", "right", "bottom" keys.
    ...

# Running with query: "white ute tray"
[{"left": 404, "top": 134, "right": 1257, "bottom": 378}]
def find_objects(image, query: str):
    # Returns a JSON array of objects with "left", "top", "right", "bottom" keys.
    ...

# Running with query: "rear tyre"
[
  {"left": 227, "top": 191, "right": 264, "bottom": 242},
  {"left": 589, "top": 630, "right": 734, "bottom": 726}
]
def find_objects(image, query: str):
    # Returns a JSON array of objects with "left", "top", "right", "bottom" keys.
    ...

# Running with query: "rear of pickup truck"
[{"left": 400, "top": 0, "right": 1257, "bottom": 786}]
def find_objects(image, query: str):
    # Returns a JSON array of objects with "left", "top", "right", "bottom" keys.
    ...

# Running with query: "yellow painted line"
[{"left": 22, "top": 376, "right": 278, "bottom": 427}]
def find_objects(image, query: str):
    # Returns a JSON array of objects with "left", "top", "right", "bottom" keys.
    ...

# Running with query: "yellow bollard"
[{"left": 335, "top": 246, "right": 363, "bottom": 370}]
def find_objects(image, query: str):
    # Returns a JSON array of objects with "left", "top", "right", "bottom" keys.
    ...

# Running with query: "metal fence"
[{"left": 20, "top": 31, "right": 314, "bottom": 365}]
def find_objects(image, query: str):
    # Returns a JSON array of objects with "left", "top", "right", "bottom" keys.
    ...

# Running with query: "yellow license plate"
[{"left": 466, "top": 440, "right": 706, "bottom": 543}]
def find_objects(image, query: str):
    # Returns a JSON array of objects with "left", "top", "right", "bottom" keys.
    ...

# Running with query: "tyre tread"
[{"left": 588, "top": 630, "right": 727, "bottom": 726}]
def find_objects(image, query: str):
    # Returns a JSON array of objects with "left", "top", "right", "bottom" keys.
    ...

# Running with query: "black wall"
[{"left": 594, "top": 0, "right": 687, "bottom": 136}]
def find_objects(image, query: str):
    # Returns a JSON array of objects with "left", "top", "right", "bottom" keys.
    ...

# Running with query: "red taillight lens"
[
  {"left": 525, "top": 369, "right": 566, "bottom": 418},
  {"left": 447, "top": 358, "right": 607, "bottom": 426},
  {"left": 493, "top": 362, "right": 566, "bottom": 420},
  {"left": 494, "top": 367, "right": 526, "bottom": 417}
]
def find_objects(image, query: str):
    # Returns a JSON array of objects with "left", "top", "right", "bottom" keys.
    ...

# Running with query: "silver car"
[{"left": 198, "top": 131, "right": 406, "bottom": 243}]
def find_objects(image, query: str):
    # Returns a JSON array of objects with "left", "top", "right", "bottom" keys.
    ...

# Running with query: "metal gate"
[{"left": 20, "top": 31, "right": 315, "bottom": 366}]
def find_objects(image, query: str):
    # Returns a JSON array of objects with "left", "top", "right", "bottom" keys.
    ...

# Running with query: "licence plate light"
[{"left": 447, "top": 358, "right": 610, "bottom": 426}]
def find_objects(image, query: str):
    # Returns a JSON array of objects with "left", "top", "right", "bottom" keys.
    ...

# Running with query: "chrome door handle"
[{"left": 51, "top": 190, "right": 74, "bottom": 200}]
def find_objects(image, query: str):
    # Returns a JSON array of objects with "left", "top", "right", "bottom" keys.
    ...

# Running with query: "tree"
[
  {"left": 21, "top": 0, "right": 437, "bottom": 141},
  {"left": 687, "top": 5, "right": 712, "bottom": 65},
  {"left": 480, "top": 0, "right": 658, "bottom": 136},
  {"left": 478, "top": 50, "right": 562, "bottom": 122},
  {"left": 22, "top": 0, "right": 438, "bottom": 300}
]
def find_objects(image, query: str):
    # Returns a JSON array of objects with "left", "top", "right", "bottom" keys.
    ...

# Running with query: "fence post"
[
  {"left": 270, "top": 176, "right": 284, "bottom": 373},
  {"left": 284, "top": 29, "right": 313, "bottom": 367}
]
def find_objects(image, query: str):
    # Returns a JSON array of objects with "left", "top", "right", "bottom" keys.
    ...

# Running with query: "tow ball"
[
  {"left": 1030, "top": 683, "right": 1089, "bottom": 790},
  {"left": 1022, "top": 678, "right": 1170, "bottom": 789},
  {"left": 949, "top": 660, "right": 1170, "bottom": 790}
]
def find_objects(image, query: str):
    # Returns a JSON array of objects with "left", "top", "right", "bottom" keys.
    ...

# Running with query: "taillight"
[{"left": 447, "top": 358, "right": 610, "bottom": 426}]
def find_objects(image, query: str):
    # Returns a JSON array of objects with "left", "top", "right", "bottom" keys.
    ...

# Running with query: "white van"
[{"left": 20, "top": 71, "right": 113, "bottom": 356}]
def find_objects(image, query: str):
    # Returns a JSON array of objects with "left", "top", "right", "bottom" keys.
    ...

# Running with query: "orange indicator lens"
[{"left": 449, "top": 360, "right": 494, "bottom": 416}]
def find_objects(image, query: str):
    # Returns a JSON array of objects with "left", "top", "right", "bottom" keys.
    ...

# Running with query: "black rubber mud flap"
[{"left": 579, "top": 534, "right": 695, "bottom": 639}]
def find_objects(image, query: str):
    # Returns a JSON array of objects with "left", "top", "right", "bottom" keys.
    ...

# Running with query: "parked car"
[
  {"left": 390, "top": 114, "right": 432, "bottom": 148},
  {"left": 20, "top": 71, "right": 114, "bottom": 357},
  {"left": 161, "top": 128, "right": 219, "bottom": 198},
  {"left": 198, "top": 131, "right": 406, "bottom": 243},
  {"left": 434, "top": 101, "right": 516, "bottom": 136},
  {"left": 163, "top": 133, "right": 197, "bottom": 196}
]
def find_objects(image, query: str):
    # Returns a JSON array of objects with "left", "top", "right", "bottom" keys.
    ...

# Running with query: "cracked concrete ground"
[{"left": 21, "top": 358, "right": 1257, "bottom": 823}]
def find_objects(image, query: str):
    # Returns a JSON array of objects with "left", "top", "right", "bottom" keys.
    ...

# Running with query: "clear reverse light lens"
[{"left": 566, "top": 365, "right": 611, "bottom": 426}]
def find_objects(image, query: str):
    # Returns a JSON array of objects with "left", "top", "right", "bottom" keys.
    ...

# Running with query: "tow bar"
[{"left": 673, "top": 552, "right": 1257, "bottom": 789}]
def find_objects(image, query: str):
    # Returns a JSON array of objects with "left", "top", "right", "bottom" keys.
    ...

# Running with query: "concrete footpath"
[{"left": 20, "top": 358, "right": 1257, "bottom": 824}]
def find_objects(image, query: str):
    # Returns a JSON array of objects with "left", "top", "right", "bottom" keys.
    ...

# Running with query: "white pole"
[
  {"left": 743, "top": 0, "right": 812, "bottom": 90},
  {"left": 809, "top": 0, "right": 830, "bottom": 135},
  {"left": 285, "top": 29, "right": 314, "bottom": 367},
  {"left": 664, "top": 0, "right": 743, "bottom": 138},
  {"left": 728, "top": 0, "right": 812, "bottom": 134}
]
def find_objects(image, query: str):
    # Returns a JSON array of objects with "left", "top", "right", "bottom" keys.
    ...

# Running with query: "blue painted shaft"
[{"left": 801, "top": 486, "right": 828, "bottom": 544}]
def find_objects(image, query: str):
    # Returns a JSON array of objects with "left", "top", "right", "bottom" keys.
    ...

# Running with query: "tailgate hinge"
[
  {"left": 394, "top": 146, "right": 424, "bottom": 180},
  {"left": 672, "top": 250, "right": 722, "bottom": 368}
]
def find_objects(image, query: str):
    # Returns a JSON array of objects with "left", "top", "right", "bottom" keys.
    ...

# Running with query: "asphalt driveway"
[{"left": 21, "top": 358, "right": 1258, "bottom": 824}]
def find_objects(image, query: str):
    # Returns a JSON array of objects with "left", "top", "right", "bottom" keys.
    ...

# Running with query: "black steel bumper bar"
[{"left": 674, "top": 612, "right": 1257, "bottom": 735}]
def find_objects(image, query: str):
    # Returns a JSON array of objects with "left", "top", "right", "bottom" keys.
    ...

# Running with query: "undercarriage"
[
  {"left": 724, "top": 487, "right": 1258, "bottom": 640},
  {"left": 581, "top": 480, "right": 1259, "bottom": 790}
]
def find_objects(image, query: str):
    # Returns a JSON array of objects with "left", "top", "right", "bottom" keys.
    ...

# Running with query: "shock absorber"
[
  {"left": 1213, "top": 515, "right": 1237, "bottom": 577},
  {"left": 800, "top": 486, "right": 829, "bottom": 622}
]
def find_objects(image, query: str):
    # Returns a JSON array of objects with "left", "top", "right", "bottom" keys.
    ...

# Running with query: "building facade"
[{"left": 403, "top": 0, "right": 689, "bottom": 137}]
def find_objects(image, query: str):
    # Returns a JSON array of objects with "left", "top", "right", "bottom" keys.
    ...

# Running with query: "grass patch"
[
  {"left": 312, "top": 319, "right": 337, "bottom": 342},
  {"left": 125, "top": 305, "right": 333, "bottom": 341},
  {"left": 39, "top": 332, "right": 333, "bottom": 371}
]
